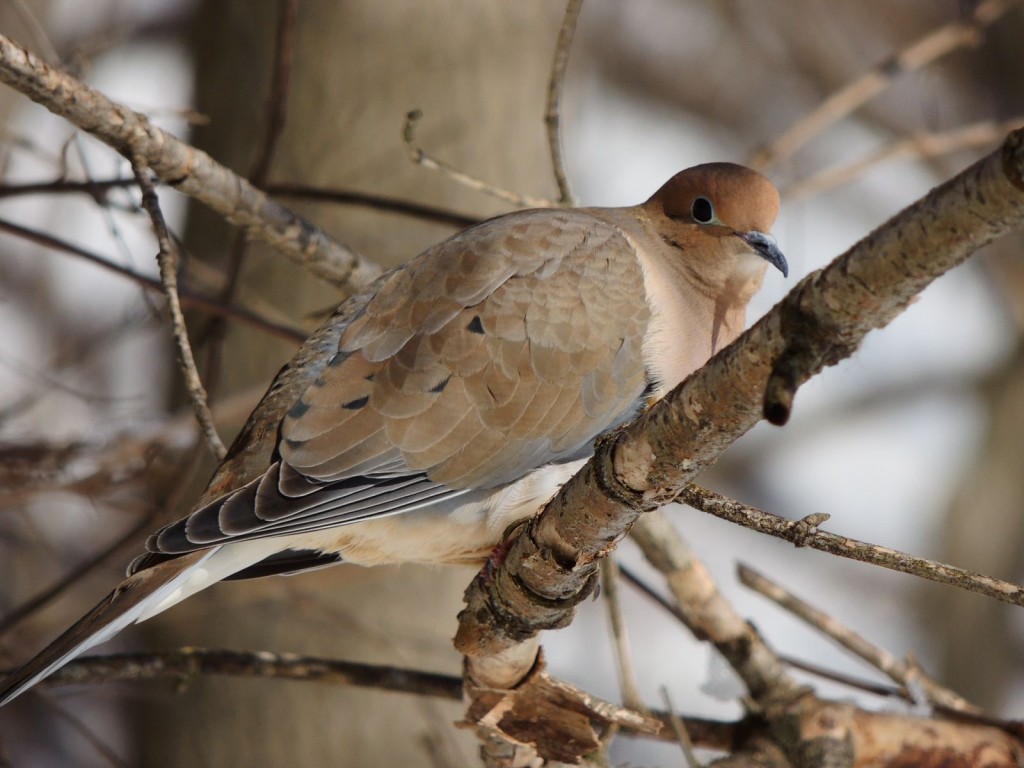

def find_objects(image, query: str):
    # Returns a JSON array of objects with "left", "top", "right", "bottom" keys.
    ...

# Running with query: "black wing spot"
[
  {"left": 289, "top": 399, "right": 311, "bottom": 419},
  {"left": 430, "top": 376, "right": 451, "bottom": 394},
  {"left": 467, "top": 315, "right": 485, "bottom": 334},
  {"left": 342, "top": 395, "right": 370, "bottom": 410}
]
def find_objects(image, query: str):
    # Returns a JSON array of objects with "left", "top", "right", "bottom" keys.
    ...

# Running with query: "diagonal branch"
[
  {"left": 680, "top": 484, "right": 1024, "bottom": 609},
  {"left": 456, "top": 128, "right": 1024, "bottom": 674},
  {"left": 750, "top": 0, "right": 1019, "bottom": 170},
  {"left": 0, "top": 33, "right": 380, "bottom": 290},
  {"left": 544, "top": 0, "right": 583, "bottom": 205},
  {"left": 737, "top": 564, "right": 978, "bottom": 714},
  {"left": 134, "top": 162, "right": 226, "bottom": 460}
]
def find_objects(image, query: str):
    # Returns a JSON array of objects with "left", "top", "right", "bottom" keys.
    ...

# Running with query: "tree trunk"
[{"left": 134, "top": 3, "right": 562, "bottom": 766}]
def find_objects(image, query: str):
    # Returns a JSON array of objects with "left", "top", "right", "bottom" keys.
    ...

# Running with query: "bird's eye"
[{"left": 691, "top": 196, "right": 715, "bottom": 224}]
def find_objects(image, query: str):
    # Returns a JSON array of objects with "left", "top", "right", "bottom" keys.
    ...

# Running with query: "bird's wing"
[{"left": 141, "top": 209, "right": 653, "bottom": 560}]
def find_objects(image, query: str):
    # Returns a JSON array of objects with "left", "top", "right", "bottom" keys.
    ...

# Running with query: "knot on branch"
[
  {"left": 454, "top": 523, "right": 600, "bottom": 657},
  {"left": 764, "top": 286, "right": 860, "bottom": 426},
  {"left": 595, "top": 429, "right": 666, "bottom": 511}
]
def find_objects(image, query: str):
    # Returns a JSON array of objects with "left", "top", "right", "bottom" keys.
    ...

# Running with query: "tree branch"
[
  {"left": 134, "top": 162, "right": 226, "bottom": 460},
  {"left": 750, "top": 0, "right": 1019, "bottom": 170},
  {"left": 544, "top": 0, "right": 583, "bottom": 205},
  {"left": 0, "top": 33, "right": 380, "bottom": 290},
  {"left": 681, "top": 484, "right": 1024, "bottom": 609},
  {"left": 455, "top": 129, "right": 1024, "bottom": 751},
  {"left": 737, "top": 563, "right": 978, "bottom": 713},
  {"left": 41, "top": 648, "right": 464, "bottom": 700}
]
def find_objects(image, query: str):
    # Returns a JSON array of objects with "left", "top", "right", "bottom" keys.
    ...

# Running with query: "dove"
[{"left": 0, "top": 162, "right": 786, "bottom": 705}]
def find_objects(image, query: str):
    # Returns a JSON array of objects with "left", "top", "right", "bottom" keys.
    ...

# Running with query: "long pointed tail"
[
  {"left": 0, "top": 549, "right": 216, "bottom": 706},
  {"left": 1, "top": 535, "right": 302, "bottom": 706}
]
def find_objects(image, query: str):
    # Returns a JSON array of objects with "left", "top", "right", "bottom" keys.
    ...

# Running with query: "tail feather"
[
  {"left": 2, "top": 535, "right": 314, "bottom": 706},
  {"left": 0, "top": 549, "right": 216, "bottom": 706}
]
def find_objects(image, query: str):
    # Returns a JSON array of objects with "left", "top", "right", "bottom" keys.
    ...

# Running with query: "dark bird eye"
[{"left": 691, "top": 196, "right": 715, "bottom": 223}]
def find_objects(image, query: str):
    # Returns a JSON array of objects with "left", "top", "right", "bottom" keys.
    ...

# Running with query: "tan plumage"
[{"left": 0, "top": 162, "right": 786, "bottom": 705}]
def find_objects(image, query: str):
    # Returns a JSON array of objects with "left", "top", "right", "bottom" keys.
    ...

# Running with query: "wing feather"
[{"left": 135, "top": 209, "right": 652, "bottom": 568}]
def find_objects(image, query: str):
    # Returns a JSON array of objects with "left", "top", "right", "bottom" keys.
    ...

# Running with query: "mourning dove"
[{"left": 0, "top": 162, "right": 786, "bottom": 704}]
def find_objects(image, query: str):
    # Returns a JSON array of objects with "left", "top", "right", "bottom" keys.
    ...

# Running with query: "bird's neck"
[{"left": 586, "top": 206, "right": 760, "bottom": 397}]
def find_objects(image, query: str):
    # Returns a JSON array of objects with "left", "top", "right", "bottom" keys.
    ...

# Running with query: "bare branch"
[
  {"left": 402, "top": 109, "right": 556, "bottom": 209},
  {"left": 660, "top": 686, "right": 702, "bottom": 768},
  {"left": 38, "top": 648, "right": 464, "bottom": 700},
  {"left": 250, "top": 0, "right": 298, "bottom": 186},
  {"left": 0, "top": 216, "right": 307, "bottom": 342},
  {"left": 630, "top": 512, "right": 803, "bottom": 709},
  {"left": 783, "top": 118, "right": 1024, "bottom": 201},
  {"left": 0, "top": 34, "right": 380, "bottom": 290},
  {"left": 267, "top": 183, "right": 478, "bottom": 229},
  {"left": 681, "top": 485, "right": 1024, "bottom": 610},
  {"left": 600, "top": 557, "right": 645, "bottom": 713},
  {"left": 751, "top": 0, "right": 1020, "bottom": 170},
  {"left": 737, "top": 564, "right": 979, "bottom": 714},
  {"left": 134, "top": 162, "right": 226, "bottom": 460},
  {"left": 544, "top": 0, "right": 583, "bottom": 205}
]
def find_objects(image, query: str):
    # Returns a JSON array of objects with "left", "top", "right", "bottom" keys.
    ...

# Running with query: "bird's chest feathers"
[{"left": 635, "top": 251, "right": 740, "bottom": 397}]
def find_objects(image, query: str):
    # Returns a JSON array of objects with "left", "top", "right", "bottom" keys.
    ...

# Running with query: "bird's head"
[{"left": 645, "top": 162, "right": 787, "bottom": 284}]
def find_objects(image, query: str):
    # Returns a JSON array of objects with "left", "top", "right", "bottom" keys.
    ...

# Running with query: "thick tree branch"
[
  {"left": 457, "top": 129, "right": 1024, "bottom": 688},
  {"left": 0, "top": 34, "right": 380, "bottom": 290}
]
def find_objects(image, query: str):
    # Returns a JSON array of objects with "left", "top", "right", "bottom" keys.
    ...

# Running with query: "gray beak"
[{"left": 738, "top": 231, "right": 788, "bottom": 277}]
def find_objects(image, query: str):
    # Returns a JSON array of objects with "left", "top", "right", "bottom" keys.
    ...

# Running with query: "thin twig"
[
  {"left": 134, "top": 162, "right": 226, "bottom": 460},
  {"left": 737, "top": 563, "right": 979, "bottom": 714},
  {"left": 0, "top": 216, "right": 306, "bottom": 342},
  {"left": 250, "top": 0, "right": 298, "bottom": 185},
  {"left": 615, "top": 562, "right": 914, "bottom": 701},
  {"left": 208, "top": 0, "right": 301, "bottom": 398},
  {"left": 402, "top": 109, "right": 556, "bottom": 209},
  {"left": 784, "top": 117, "right": 1024, "bottom": 201},
  {"left": 0, "top": 177, "right": 480, "bottom": 229},
  {"left": 751, "top": 0, "right": 1019, "bottom": 170},
  {"left": 659, "top": 686, "right": 701, "bottom": 768},
  {"left": 0, "top": 178, "right": 129, "bottom": 197},
  {"left": 600, "top": 557, "right": 646, "bottom": 712},
  {"left": 31, "top": 648, "right": 736, "bottom": 746},
  {"left": 38, "top": 648, "right": 465, "bottom": 699},
  {"left": 679, "top": 484, "right": 1024, "bottom": 611},
  {"left": 220, "top": 0, "right": 300, "bottom": 302},
  {"left": 0, "top": 34, "right": 379, "bottom": 289},
  {"left": 267, "top": 183, "right": 479, "bottom": 228},
  {"left": 545, "top": 0, "right": 583, "bottom": 205}
]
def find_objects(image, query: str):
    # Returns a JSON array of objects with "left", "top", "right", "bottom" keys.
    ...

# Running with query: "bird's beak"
[{"left": 737, "top": 231, "right": 788, "bottom": 277}]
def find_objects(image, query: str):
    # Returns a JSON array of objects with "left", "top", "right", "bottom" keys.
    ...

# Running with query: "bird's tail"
[{"left": 1, "top": 538, "right": 283, "bottom": 706}]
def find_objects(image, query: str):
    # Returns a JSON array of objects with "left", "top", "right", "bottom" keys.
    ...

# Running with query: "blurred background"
[{"left": 1, "top": 1, "right": 1023, "bottom": 765}]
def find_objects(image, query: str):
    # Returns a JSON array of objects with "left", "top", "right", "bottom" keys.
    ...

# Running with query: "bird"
[{"left": 0, "top": 162, "right": 786, "bottom": 705}]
